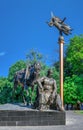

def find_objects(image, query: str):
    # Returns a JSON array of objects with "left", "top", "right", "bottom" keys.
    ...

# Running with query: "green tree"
[
  {"left": 52, "top": 67, "right": 59, "bottom": 90},
  {"left": 74, "top": 75, "right": 83, "bottom": 102},
  {"left": 65, "top": 35, "right": 83, "bottom": 76},
  {"left": 40, "top": 63, "right": 49, "bottom": 77},
  {"left": 64, "top": 35, "right": 83, "bottom": 105},
  {"left": 64, "top": 75, "right": 83, "bottom": 105},
  {"left": 0, "top": 77, "right": 13, "bottom": 104},
  {"left": 26, "top": 49, "right": 44, "bottom": 65},
  {"left": 64, "top": 76, "right": 78, "bottom": 105}
]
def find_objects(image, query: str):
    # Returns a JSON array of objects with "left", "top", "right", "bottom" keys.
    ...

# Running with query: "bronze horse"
[{"left": 12, "top": 62, "right": 41, "bottom": 104}]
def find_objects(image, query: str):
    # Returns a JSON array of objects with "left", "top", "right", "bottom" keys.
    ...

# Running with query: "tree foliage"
[
  {"left": 63, "top": 35, "right": 83, "bottom": 105},
  {"left": 0, "top": 77, "right": 13, "bottom": 104},
  {"left": 64, "top": 75, "right": 83, "bottom": 104},
  {"left": 65, "top": 35, "right": 83, "bottom": 76},
  {"left": 26, "top": 49, "right": 44, "bottom": 65}
]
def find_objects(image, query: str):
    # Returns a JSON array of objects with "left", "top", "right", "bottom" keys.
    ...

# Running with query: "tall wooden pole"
[{"left": 58, "top": 36, "right": 64, "bottom": 108}]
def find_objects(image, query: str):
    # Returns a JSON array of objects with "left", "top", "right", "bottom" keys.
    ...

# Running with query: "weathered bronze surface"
[
  {"left": 36, "top": 69, "right": 64, "bottom": 111},
  {"left": 47, "top": 13, "right": 72, "bottom": 36}
]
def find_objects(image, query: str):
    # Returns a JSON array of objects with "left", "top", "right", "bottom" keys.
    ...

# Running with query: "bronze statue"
[
  {"left": 46, "top": 12, "right": 72, "bottom": 36},
  {"left": 12, "top": 62, "right": 41, "bottom": 104},
  {"left": 37, "top": 69, "right": 64, "bottom": 111}
]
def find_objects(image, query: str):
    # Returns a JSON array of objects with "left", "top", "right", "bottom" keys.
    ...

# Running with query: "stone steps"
[{"left": 0, "top": 110, "right": 65, "bottom": 126}]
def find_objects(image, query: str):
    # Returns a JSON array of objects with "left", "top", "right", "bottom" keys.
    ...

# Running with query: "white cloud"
[{"left": 0, "top": 52, "right": 6, "bottom": 56}]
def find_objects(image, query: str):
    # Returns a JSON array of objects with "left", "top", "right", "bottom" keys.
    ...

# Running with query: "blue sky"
[{"left": 0, "top": 0, "right": 83, "bottom": 77}]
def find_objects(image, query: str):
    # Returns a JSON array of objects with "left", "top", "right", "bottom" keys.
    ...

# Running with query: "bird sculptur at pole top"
[{"left": 47, "top": 12, "right": 73, "bottom": 36}]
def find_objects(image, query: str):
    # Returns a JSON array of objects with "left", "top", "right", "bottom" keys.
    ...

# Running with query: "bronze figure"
[
  {"left": 12, "top": 62, "right": 41, "bottom": 104},
  {"left": 47, "top": 12, "right": 72, "bottom": 36},
  {"left": 37, "top": 69, "right": 64, "bottom": 111}
]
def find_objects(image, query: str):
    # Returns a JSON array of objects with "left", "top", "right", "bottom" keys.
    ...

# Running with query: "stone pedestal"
[{"left": 0, "top": 110, "right": 65, "bottom": 126}]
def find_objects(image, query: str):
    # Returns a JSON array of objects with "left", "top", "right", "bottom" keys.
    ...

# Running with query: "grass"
[{"left": 74, "top": 110, "right": 83, "bottom": 114}]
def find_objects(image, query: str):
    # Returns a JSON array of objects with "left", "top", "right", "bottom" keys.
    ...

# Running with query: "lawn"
[{"left": 74, "top": 110, "right": 83, "bottom": 114}]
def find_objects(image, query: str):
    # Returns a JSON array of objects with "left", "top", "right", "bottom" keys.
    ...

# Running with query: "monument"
[
  {"left": 0, "top": 64, "right": 65, "bottom": 126},
  {"left": 0, "top": 12, "right": 72, "bottom": 126},
  {"left": 36, "top": 69, "right": 64, "bottom": 111}
]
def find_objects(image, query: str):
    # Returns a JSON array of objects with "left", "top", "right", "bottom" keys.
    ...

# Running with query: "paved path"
[{"left": 0, "top": 104, "right": 83, "bottom": 130}]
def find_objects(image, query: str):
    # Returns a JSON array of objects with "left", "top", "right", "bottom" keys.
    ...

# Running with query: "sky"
[{"left": 0, "top": 0, "right": 83, "bottom": 77}]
